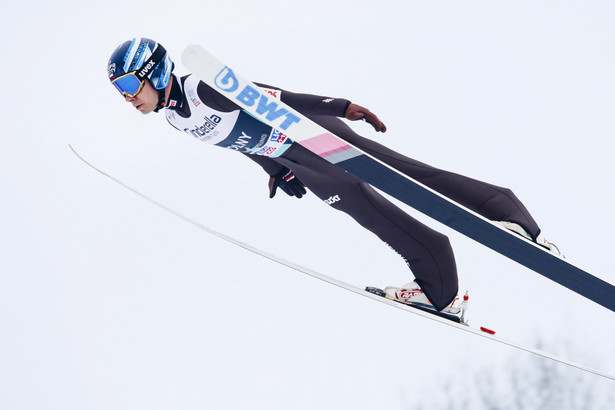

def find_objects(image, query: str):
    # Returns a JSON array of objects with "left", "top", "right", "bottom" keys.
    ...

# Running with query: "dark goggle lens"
[{"left": 112, "top": 73, "right": 144, "bottom": 97}]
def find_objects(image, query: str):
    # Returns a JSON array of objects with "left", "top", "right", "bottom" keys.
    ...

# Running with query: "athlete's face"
[{"left": 124, "top": 79, "right": 159, "bottom": 114}]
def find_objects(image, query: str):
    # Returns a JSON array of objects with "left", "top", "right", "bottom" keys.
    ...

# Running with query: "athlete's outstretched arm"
[{"left": 259, "top": 84, "right": 387, "bottom": 133}]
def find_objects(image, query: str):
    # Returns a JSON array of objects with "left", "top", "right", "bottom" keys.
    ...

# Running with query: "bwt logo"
[{"left": 214, "top": 66, "right": 301, "bottom": 131}]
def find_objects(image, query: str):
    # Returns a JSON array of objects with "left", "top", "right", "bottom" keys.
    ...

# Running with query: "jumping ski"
[
  {"left": 182, "top": 44, "right": 615, "bottom": 313},
  {"left": 70, "top": 144, "right": 615, "bottom": 381}
]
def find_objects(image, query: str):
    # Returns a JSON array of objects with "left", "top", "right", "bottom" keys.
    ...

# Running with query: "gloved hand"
[
  {"left": 268, "top": 167, "right": 307, "bottom": 199},
  {"left": 344, "top": 103, "right": 387, "bottom": 132}
]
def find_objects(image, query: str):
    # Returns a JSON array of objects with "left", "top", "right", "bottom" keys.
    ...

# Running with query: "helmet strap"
[{"left": 153, "top": 88, "right": 167, "bottom": 112}]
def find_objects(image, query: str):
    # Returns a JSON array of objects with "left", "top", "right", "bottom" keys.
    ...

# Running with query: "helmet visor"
[{"left": 112, "top": 72, "right": 145, "bottom": 98}]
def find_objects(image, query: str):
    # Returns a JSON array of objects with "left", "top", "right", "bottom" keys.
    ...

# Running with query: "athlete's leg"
[
  {"left": 277, "top": 144, "right": 458, "bottom": 310},
  {"left": 309, "top": 115, "right": 541, "bottom": 240}
]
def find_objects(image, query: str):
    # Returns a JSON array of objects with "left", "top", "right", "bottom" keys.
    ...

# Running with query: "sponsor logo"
[
  {"left": 129, "top": 42, "right": 148, "bottom": 72},
  {"left": 252, "top": 145, "right": 277, "bottom": 156},
  {"left": 270, "top": 129, "right": 287, "bottom": 143},
  {"left": 108, "top": 63, "right": 116, "bottom": 78},
  {"left": 255, "top": 132, "right": 269, "bottom": 148},
  {"left": 214, "top": 66, "right": 239, "bottom": 92},
  {"left": 228, "top": 131, "right": 252, "bottom": 151},
  {"left": 214, "top": 66, "right": 301, "bottom": 131},
  {"left": 262, "top": 88, "right": 281, "bottom": 99},
  {"left": 184, "top": 114, "right": 222, "bottom": 142},
  {"left": 188, "top": 90, "right": 201, "bottom": 107},
  {"left": 322, "top": 98, "right": 334, "bottom": 103},
  {"left": 398, "top": 290, "right": 424, "bottom": 302},
  {"left": 137, "top": 59, "right": 157, "bottom": 79},
  {"left": 324, "top": 195, "right": 341, "bottom": 205}
]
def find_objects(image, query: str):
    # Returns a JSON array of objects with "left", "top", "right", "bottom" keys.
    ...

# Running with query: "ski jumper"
[{"left": 165, "top": 74, "right": 540, "bottom": 310}]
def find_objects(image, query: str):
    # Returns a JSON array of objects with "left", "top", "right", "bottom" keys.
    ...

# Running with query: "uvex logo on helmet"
[{"left": 137, "top": 59, "right": 157, "bottom": 79}]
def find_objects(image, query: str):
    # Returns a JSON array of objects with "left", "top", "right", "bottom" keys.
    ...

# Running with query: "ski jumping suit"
[{"left": 165, "top": 74, "right": 540, "bottom": 310}]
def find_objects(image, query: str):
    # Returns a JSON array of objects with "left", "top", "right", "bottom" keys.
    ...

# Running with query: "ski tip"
[
  {"left": 181, "top": 45, "right": 205, "bottom": 64},
  {"left": 183, "top": 44, "right": 202, "bottom": 53},
  {"left": 480, "top": 326, "right": 496, "bottom": 335}
]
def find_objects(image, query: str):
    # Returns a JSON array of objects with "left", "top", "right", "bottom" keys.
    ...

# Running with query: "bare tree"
[{"left": 412, "top": 340, "right": 615, "bottom": 410}]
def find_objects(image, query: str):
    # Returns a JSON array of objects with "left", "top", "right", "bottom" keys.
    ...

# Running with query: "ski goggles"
[
  {"left": 111, "top": 44, "right": 167, "bottom": 98},
  {"left": 112, "top": 72, "right": 146, "bottom": 98}
]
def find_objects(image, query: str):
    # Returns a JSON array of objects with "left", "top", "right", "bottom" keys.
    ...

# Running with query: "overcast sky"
[{"left": 2, "top": 1, "right": 615, "bottom": 409}]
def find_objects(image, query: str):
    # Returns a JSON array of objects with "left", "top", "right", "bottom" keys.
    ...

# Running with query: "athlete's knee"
[
  {"left": 480, "top": 187, "right": 518, "bottom": 213},
  {"left": 430, "top": 231, "right": 454, "bottom": 256}
]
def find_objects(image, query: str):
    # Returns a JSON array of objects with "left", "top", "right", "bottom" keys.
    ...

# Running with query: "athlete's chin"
[{"left": 136, "top": 104, "right": 154, "bottom": 115}]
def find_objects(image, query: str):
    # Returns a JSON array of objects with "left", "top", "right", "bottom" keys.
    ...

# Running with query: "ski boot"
[
  {"left": 382, "top": 282, "right": 469, "bottom": 324},
  {"left": 497, "top": 221, "right": 563, "bottom": 257}
]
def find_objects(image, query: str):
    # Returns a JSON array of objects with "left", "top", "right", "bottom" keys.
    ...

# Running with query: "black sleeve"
[
  {"left": 255, "top": 82, "right": 351, "bottom": 117},
  {"left": 196, "top": 79, "right": 350, "bottom": 117},
  {"left": 242, "top": 153, "right": 285, "bottom": 176}
]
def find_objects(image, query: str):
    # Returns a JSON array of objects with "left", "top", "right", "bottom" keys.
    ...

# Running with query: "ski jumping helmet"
[{"left": 108, "top": 37, "right": 174, "bottom": 110}]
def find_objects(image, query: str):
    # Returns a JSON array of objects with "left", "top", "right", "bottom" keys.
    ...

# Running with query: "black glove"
[{"left": 269, "top": 167, "right": 306, "bottom": 199}]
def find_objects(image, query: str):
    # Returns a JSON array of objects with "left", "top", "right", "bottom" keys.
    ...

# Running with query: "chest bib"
[{"left": 165, "top": 75, "right": 292, "bottom": 157}]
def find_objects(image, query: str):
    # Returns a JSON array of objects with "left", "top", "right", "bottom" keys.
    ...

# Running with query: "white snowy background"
[{"left": 2, "top": 1, "right": 615, "bottom": 409}]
